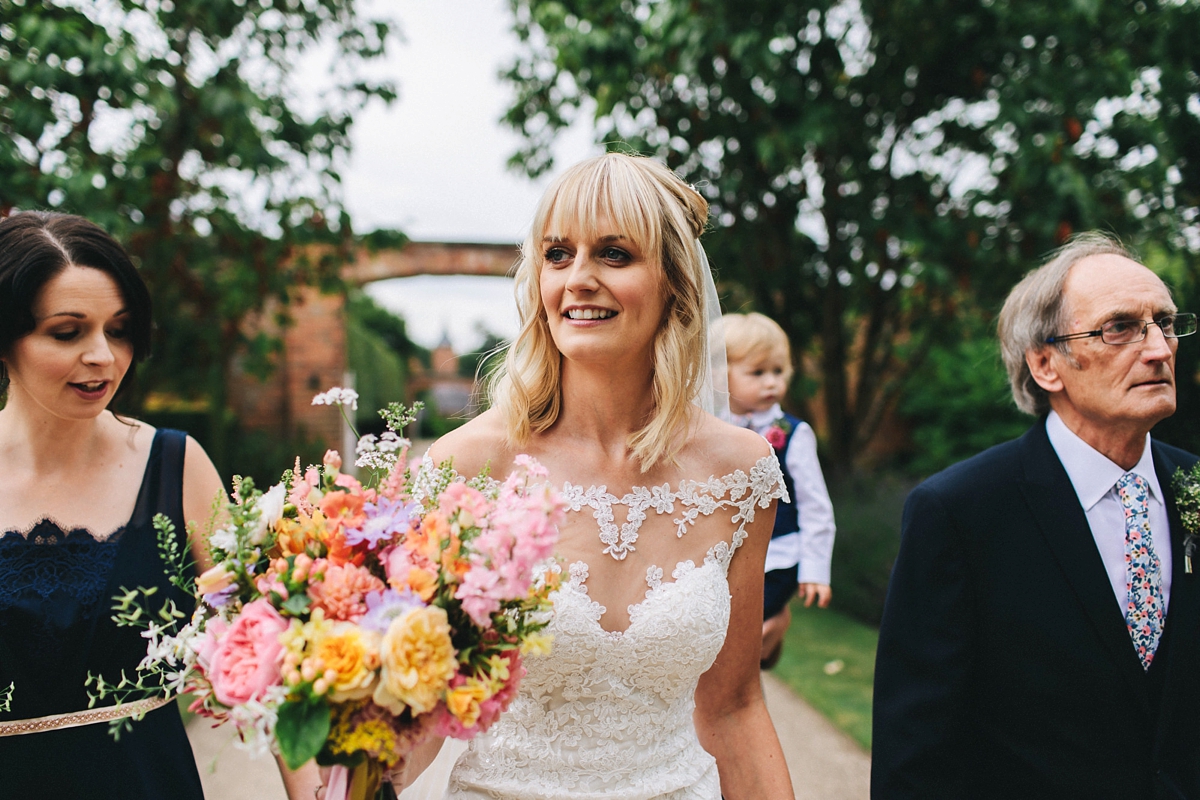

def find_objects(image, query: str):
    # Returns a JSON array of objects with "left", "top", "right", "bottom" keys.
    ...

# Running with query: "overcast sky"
[{"left": 341, "top": 0, "right": 600, "bottom": 350}]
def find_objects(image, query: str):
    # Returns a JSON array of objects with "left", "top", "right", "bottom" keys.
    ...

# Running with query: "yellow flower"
[
  {"left": 445, "top": 678, "right": 491, "bottom": 728},
  {"left": 483, "top": 654, "right": 511, "bottom": 685},
  {"left": 327, "top": 701, "right": 402, "bottom": 768},
  {"left": 373, "top": 606, "right": 457, "bottom": 715},
  {"left": 520, "top": 631, "right": 554, "bottom": 658},
  {"left": 312, "top": 623, "right": 381, "bottom": 701}
]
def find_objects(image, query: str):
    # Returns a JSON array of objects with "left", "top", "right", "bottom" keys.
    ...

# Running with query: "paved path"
[{"left": 186, "top": 672, "right": 869, "bottom": 799}]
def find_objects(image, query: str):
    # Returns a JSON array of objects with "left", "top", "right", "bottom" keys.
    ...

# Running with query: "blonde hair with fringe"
[
  {"left": 488, "top": 152, "right": 710, "bottom": 471},
  {"left": 723, "top": 312, "right": 795, "bottom": 382}
]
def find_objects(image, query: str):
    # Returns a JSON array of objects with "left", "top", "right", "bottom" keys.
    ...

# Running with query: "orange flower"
[
  {"left": 409, "top": 512, "right": 449, "bottom": 561},
  {"left": 324, "top": 528, "right": 365, "bottom": 567},
  {"left": 273, "top": 513, "right": 328, "bottom": 558},
  {"left": 320, "top": 490, "right": 367, "bottom": 533},
  {"left": 406, "top": 567, "right": 438, "bottom": 602},
  {"left": 440, "top": 533, "right": 470, "bottom": 580}
]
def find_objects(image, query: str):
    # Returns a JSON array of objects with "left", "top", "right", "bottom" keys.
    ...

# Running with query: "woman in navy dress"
[{"left": 0, "top": 211, "right": 225, "bottom": 798}]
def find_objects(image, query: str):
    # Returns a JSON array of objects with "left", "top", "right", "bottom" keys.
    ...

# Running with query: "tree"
[
  {"left": 503, "top": 0, "right": 1200, "bottom": 476},
  {"left": 0, "top": 0, "right": 396, "bottom": 470}
]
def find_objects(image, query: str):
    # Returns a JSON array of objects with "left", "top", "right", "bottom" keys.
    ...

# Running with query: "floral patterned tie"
[{"left": 1117, "top": 472, "right": 1164, "bottom": 669}]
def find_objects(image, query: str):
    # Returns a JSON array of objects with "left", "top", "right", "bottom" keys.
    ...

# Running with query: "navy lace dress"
[{"left": 0, "top": 429, "right": 206, "bottom": 800}]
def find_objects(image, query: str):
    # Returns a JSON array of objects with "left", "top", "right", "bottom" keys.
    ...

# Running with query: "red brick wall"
[{"left": 230, "top": 287, "right": 345, "bottom": 447}]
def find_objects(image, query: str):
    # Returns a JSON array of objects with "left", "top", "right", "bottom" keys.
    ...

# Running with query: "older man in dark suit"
[{"left": 872, "top": 233, "right": 1200, "bottom": 799}]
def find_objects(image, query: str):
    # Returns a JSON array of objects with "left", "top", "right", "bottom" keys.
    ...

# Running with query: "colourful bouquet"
[{"left": 99, "top": 392, "right": 565, "bottom": 800}]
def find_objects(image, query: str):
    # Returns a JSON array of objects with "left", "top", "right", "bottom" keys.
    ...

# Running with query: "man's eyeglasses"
[{"left": 1045, "top": 313, "right": 1198, "bottom": 346}]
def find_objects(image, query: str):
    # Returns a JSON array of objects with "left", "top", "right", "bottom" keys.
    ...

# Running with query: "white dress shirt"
[
  {"left": 732, "top": 404, "right": 837, "bottom": 584},
  {"left": 1045, "top": 411, "right": 1172, "bottom": 614}
]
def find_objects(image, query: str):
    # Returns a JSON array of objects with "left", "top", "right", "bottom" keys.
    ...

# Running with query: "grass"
[{"left": 769, "top": 598, "right": 879, "bottom": 751}]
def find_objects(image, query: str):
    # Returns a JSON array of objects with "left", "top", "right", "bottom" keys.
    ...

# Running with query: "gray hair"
[{"left": 998, "top": 232, "right": 1136, "bottom": 415}]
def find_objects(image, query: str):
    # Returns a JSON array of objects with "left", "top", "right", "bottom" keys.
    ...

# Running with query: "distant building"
[{"left": 421, "top": 332, "right": 475, "bottom": 418}]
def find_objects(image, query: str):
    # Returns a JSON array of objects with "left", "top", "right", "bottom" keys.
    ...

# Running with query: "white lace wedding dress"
[{"left": 407, "top": 454, "right": 786, "bottom": 800}]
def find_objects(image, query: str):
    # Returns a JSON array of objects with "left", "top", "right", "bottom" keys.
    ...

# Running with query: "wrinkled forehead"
[
  {"left": 539, "top": 167, "right": 662, "bottom": 257},
  {"left": 1063, "top": 253, "right": 1176, "bottom": 322}
]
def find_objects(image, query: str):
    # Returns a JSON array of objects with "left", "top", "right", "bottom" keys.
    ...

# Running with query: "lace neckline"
[
  {"left": 0, "top": 517, "right": 129, "bottom": 544},
  {"left": 560, "top": 454, "right": 785, "bottom": 561},
  {"left": 558, "top": 557, "right": 725, "bottom": 637}
]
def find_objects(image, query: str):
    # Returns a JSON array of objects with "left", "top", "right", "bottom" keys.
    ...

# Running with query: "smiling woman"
[{"left": 0, "top": 211, "right": 229, "bottom": 799}]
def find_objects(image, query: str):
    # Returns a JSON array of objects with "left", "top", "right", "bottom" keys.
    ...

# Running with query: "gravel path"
[{"left": 186, "top": 672, "right": 870, "bottom": 799}]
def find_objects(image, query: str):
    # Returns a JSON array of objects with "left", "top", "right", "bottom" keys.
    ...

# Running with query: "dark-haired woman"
[{"left": 0, "top": 211, "right": 224, "bottom": 798}]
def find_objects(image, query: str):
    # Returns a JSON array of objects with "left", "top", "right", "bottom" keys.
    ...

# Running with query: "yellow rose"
[
  {"left": 445, "top": 678, "right": 491, "bottom": 728},
  {"left": 373, "top": 606, "right": 457, "bottom": 715},
  {"left": 313, "top": 623, "right": 381, "bottom": 701}
]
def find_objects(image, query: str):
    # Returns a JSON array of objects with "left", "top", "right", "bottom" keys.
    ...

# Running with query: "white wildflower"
[
  {"left": 377, "top": 431, "right": 407, "bottom": 453},
  {"left": 356, "top": 434, "right": 378, "bottom": 456},
  {"left": 311, "top": 387, "right": 359, "bottom": 411},
  {"left": 258, "top": 482, "right": 287, "bottom": 528},
  {"left": 356, "top": 450, "right": 397, "bottom": 472},
  {"left": 208, "top": 524, "right": 237, "bottom": 553}
]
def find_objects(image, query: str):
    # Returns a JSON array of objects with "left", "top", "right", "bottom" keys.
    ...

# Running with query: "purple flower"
[
  {"left": 345, "top": 497, "right": 417, "bottom": 550},
  {"left": 359, "top": 588, "right": 426, "bottom": 633},
  {"left": 203, "top": 585, "right": 238, "bottom": 608}
]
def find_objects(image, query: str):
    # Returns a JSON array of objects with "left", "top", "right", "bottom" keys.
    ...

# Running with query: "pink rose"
[
  {"left": 206, "top": 599, "right": 288, "bottom": 707},
  {"left": 764, "top": 426, "right": 788, "bottom": 450},
  {"left": 195, "top": 618, "right": 228, "bottom": 670}
]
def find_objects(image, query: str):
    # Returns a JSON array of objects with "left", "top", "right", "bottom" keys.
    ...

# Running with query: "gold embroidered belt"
[{"left": 0, "top": 695, "right": 173, "bottom": 737}]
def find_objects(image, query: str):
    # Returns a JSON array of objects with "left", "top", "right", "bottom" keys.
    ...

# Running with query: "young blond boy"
[{"left": 724, "top": 312, "right": 836, "bottom": 668}]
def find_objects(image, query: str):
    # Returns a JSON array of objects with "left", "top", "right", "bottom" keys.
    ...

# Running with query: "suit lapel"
[{"left": 1016, "top": 422, "right": 1150, "bottom": 704}]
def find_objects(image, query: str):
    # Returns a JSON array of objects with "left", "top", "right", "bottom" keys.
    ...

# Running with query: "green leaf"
[
  {"left": 280, "top": 593, "right": 313, "bottom": 616},
  {"left": 275, "top": 699, "right": 331, "bottom": 771}
]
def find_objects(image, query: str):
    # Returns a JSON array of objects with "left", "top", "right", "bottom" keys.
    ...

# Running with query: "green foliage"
[
  {"left": 0, "top": 682, "right": 13, "bottom": 714},
  {"left": 458, "top": 330, "right": 508, "bottom": 380},
  {"left": 83, "top": 665, "right": 168, "bottom": 739},
  {"left": 503, "top": 0, "right": 1200, "bottom": 476},
  {"left": 771, "top": 600, "right": 878, "bottom": 750},
  {"left": 276, "top": 697, "right": 332, "bottom": 771},
  {"left": 152, "top": 512, "right": 196, "bottom": 594},
  {"left": 827, "top": 474, "right": 910, "bottom": 626},
  {"left": 418, "top": 400, "right": 469, "bottom": 439},
  {"left": 0, "top": 0, "right": 397, "bottom": 467},
  {"left": 1172, "top": 462, "right": 1200, "bottom": 535},
  {"left": 899, "top": 328, "right": 1030, "bottom": 475},
  {"left": 346, "top": 292, "right": 430, "bottom": 432},
  {"left": 1172, "top": 463, "right": 1200, "bottom": 571}
]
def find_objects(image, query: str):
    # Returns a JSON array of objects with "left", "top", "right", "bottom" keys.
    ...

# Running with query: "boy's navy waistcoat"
[{"left": 770, "top": 412, "right": 801, "bottom": 539}]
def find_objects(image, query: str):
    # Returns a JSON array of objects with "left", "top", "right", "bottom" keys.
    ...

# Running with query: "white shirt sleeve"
[{"left": 786, "top": 421, "right": 836, "bottom": 585}]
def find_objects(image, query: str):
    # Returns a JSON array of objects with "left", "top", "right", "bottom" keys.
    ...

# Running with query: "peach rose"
[
  {"left": 313, "top": 623, "right": 381, "bottom": 702},
  {"left": 206, "top": 599, "right": 288, "bottom": 707},
  {"left": 373, "top": 606, "right": 457, "bottom": 715}
]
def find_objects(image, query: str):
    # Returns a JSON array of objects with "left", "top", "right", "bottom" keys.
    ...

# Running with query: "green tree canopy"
[
  {"left": 0, "top": 0, "right": 396, "bottom": 468},
  {"left": 503, "top": 0, "right": 1200, "bottom": 475}
]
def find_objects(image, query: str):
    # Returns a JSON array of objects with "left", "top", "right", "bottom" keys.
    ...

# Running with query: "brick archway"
[{"left": 231, "top": 241, "right": 520, "bottom": 447}]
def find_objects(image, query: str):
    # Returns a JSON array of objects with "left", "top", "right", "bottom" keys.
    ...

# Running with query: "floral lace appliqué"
[
  {"left": 445, "top": 454, "right": 788, "bottom": 800},
  {"left": 560, "top": 455, "right": 786, "bottom": 562}
]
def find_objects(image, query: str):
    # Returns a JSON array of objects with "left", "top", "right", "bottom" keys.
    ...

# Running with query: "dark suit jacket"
[{"left": 872, "top": 420, "right": 1200, "bottom": 800}]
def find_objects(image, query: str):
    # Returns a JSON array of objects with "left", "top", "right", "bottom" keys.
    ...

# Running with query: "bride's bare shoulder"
[
  {"left": 425, "top": 409, "right": 517, "bottom": 477},
  {"left": 684, "top": 412, "right": 774, "bottom": 477}
]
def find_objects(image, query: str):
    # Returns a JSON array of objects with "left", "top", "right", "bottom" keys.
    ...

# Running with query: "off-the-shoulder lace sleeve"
[{"left": 672, "top": 453, "right": 788, "bottom": 570}]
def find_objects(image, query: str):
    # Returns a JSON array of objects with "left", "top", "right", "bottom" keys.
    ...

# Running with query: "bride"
[{"left": 398, "top": 152, "right": 794, "bottom": 798}]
